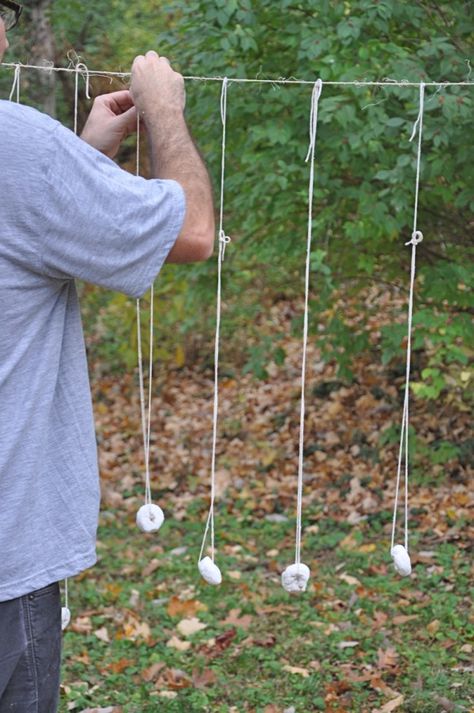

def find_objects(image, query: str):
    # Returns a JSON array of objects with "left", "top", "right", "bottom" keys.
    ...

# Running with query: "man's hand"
[
  {"left": 129, "top": 51, "right": 214, "bottom": 263},
  {"left": 80, "top": 90, "right": 137, "bottom": 159},
  {"left": 130, "top": 50, "right": 185, "bottom": 123}
]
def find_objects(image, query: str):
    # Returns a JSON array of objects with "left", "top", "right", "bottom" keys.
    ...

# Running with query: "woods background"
[{"left": 1, "top": 2, "right": 472, "bottom": 712}]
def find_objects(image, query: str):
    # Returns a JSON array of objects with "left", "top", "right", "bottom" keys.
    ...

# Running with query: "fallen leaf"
[
  {"left": 167, "top": 596, "right": 207, "bottom": 618},
  {"left": 167, "top": 636, "right": 191, "bottom": 651},
  {"left": 377, "top": 646, "right": 399, "bottom": 669},
  {"left": 105, "top": 658, "right": 133, "bottom": 674},
  {"left": 339, "top": 573, "right": 362, "bottom": 586},
  {"left": 93, "top": 627, "right": 110, "bottom": 643},
  {"left": 169, "top": 546, "right": 188, "bottom": 556},
  {"left": 122, "top": 617, "right": 151, "bottom": 642},
  {"left": 177, "top": 617, "right": 207, "bottom": 637},
  {"left": 72, "top": 651, "right": 90, "bottom": 665},
  {"left": 392, "top": 614, "right": 418, "bottom": 625},
  {"left": 427, "top": 619, "right": 440, "bottom": 635},
  {"left": 142, "top": 559, "right": 161, "bottom": 577},
  {"left": 141, "top": 662, "right": 166, "bottom": 682},
  {"left": 221, "top": 608, "right": 253, "bottom": 630},
  {"left": 70, "top": 616, "right": 93, "bottom": 635},
  {"left": 372, "top": 611, "right": 389, "bottom": 629},
  {"left": 192, "top": 668, "right": 218, "bottom": 688},
  {"left": 199, "top": 628, "right": 236, "bottom": 658},
  {"left": 375, "top": 695, "right": 405, "bottom": 712},
  {"left": 253, "top": 634, "right": 277, "bottom": 648},
  {"left": 282, "top": 665, "right": 310, "bottom": 677},
  {"left": 370, "top": 676, "right": 401, "bottom": 698},
  {"left": 227, "top": 570, "right": 242, "bottom": 580},
  {"left": 338, "top": 640, "right": 359, "bottom": 649},
  {"left": 433, "top": 696, "right": 456, "bottom": 712},
  {"left": 162, "top": 668, "right": 192, "bottom": 690},
  {"left": 339, "top": 533, "right": 358, "bottom": 550}
]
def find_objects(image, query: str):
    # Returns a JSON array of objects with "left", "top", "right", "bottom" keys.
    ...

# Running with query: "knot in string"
[
  {"left": 405, "top": 230, "right": 423, "bottom": 247},
  {"left": 220, "top": 76, "right": 228, "bottom": 124},
  {"left": 305, "top": 78, "right": 323, "bottom": 162},
  {"left": 9, "top": 63, "right": 21, "bottom": 102},
  {"left": 218, "top": 230, "right": 231, "bottom": 260},
  {"left": 409, "top": 82, "right": 425, "bottom": 143},
  {"left": 68, "top": 50, "right": 91, "bottom": 99},
  {"left": 75, "top": 62, "right": 91, "bottom": 99}
]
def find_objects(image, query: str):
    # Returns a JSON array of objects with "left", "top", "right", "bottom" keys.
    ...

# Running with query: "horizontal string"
[{"left": 1, "top": 62, "right": 473, "bottom": 87}]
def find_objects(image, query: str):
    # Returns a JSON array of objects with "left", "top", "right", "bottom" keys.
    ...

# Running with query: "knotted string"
[
  {"left": 9, "top": 63, "right": 20, "bottom": 102},
  {"left": 135, "top": 116, "right": 154, "bottom": 507},
  {"left": 73, "top": 59, "right": 91, "bottom": 134},
  {"left": 391, "top": 83, "right": 425, "bottom": 553},
  {"left": 199, "top": 77, "right": 231, "bottom": 565},
  {"left": 295, "top": 79, "right": 323, "bottom": 565}
]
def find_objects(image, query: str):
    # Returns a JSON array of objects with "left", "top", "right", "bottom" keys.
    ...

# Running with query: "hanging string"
[
  {"left": 135, "top": 116, "right": 154, "bottom": 507},
  {"left": 75, "top": 62, "right": 91, "bottom": 99},
  {"left": 295, "top": 79, "right": 323, "bottom": 566},
  {"left": 391, "top": 83, "right": 425, "bottom": 553},
  {"left": 8, "top": 63, "right": 20, "bottom": 102},
  {"left": 198, "top": 77, "right": 231, "bottom": 565},
  {"left": 73, "top": 61, "right": 91, "bottom": 134},
  {"left": 63, "top": 65, "right": 87, "bottom": 616}
]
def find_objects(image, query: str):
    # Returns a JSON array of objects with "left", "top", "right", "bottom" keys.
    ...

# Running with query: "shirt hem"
[{"left": 0, "top": 550, "right": 97, "bottom": 602}]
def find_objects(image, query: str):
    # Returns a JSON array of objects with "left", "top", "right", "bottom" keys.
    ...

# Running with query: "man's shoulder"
[{"left": 0, "top": 99, "right": 59, "bottom": 135}]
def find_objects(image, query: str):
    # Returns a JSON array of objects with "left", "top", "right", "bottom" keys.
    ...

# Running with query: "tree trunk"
[{"left": 29, "top": 0, "right": 56, "bottom": 116}]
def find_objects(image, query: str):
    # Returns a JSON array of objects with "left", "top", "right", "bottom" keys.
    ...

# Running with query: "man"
[{"left": 0, "top": 2, "right": 214, "bottom": 710}]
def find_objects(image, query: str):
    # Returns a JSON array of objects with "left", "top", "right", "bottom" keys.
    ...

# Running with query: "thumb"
[{"left": 113, "top": 105, "right": 138, "bottom": 135}]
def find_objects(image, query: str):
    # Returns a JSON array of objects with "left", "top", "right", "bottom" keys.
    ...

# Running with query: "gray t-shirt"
[{"left": 0, "top": 100, "right": 185, "bottom": 601}]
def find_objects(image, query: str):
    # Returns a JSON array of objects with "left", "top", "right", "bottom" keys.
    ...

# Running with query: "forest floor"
[{"left": 60, "top": 294, "right": 472, "bottom": 713}]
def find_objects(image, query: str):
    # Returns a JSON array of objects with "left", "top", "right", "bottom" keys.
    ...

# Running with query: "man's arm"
[{"left": 131, "top": 51, "right": 215, "bottom": 263}]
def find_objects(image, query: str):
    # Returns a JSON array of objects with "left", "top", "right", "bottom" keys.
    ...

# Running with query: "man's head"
[{"left": 0, "top": 1, "right": 23, "bottom": 62}]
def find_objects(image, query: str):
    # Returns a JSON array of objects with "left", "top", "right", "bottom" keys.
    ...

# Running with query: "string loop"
[
  {"left": 305, "top": 79, "right": 323, "bottom": 162},
  {"left": 405, "top": 230, "right": 423, "bottom": 246},
  {"left": 219, "top": 230, "right": 231, "bottom": 260},
  {"left": 75, "top": 62, "right": 91, "bottom": 100},
  {"left": 9, "top": 63, "right": 20, "bottom": 102}
]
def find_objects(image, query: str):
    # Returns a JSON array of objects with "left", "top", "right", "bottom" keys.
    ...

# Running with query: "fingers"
[
  {"left": 130, "top": 50, "right": 185, "bottom": 115},
  {"left": 96, "top": 90, "right": 135, "bottom": 115},
  {"left": 133, "top": 50, "right": 173, "bottom": 69},
  {"left": 118, "top": 105, "right": 139, "bottom": 134}
]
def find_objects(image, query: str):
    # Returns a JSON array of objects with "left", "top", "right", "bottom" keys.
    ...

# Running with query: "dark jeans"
[{"left": 0, "top": 582, "right": 62, "bottom": 713}]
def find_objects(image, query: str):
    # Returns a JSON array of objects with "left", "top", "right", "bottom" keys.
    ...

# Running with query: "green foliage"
[
  {"left": 2, "top": 0, "right": 472, "bottom": 401},
  {"left": 152, "top": 0, "right": 472, "bottom": 395}
]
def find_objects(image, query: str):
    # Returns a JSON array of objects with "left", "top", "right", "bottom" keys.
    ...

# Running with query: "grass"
[{"left": 60, "top": 501, "right": 473, "bottom": 713}]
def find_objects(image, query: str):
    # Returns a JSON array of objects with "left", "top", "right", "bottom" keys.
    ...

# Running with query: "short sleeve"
[{"left": 37, "top": 123, "right": 185, "bottom": 298}]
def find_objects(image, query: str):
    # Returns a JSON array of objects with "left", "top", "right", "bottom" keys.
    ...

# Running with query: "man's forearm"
[
  {"left": 130, "top": 51, "right": 215, "bottom": 262},
  {"left": 146, "top": 111, "right": 215, "bottom": 263}
]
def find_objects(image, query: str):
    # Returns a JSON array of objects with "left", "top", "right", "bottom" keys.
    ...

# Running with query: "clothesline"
[{"left": 1, "top": 61, "right": 473, "bottom": 87}]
